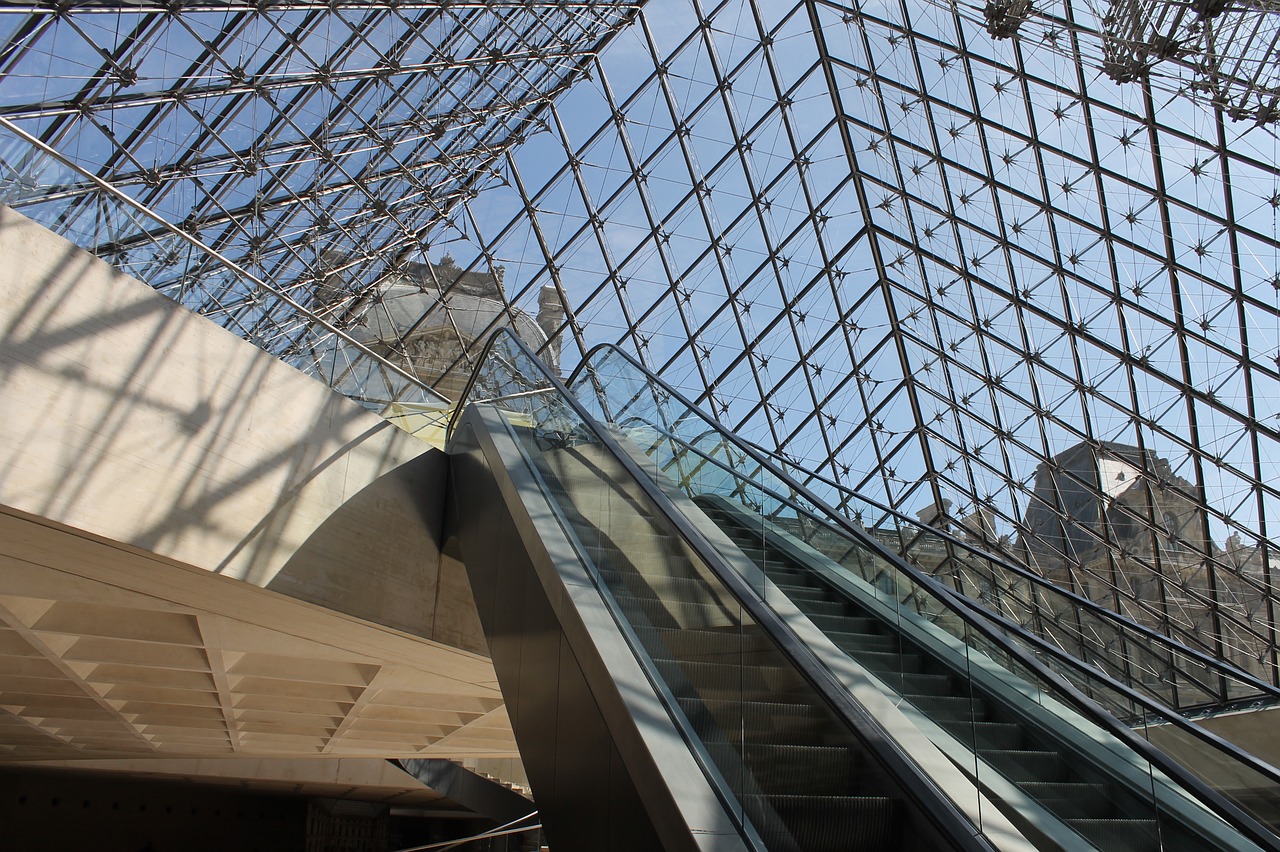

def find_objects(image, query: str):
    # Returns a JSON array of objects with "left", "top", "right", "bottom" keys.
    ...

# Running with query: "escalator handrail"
[
  {"left": 448, "top": 333, "right": 523, "bottom": 441},
  {"left": 454, "top": 329, "right": 999, "bottom": 852},
  {"left": 620, "top": 417, "right": 1280, "bottom": 794},
  {"left": 566, "top": 341, "right": 1280, "bottom": 851},
  {"left": 467, "top": 410, "right": 772, "bottom": 852},
  {"left": 572, "top": 343, "right": 1280, "bottom": 708},
  {"left": 634, "top": 417, "right": 1223, "bottom": 701},
  {"left": 568, "top": 342, "right": 1280, "bottom": 705}
]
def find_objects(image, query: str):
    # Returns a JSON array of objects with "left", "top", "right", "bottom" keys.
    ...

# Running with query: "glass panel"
[
  {"left": 0, "top": 120, "right": 443, "bottom": 415},
  {"left": 569, "top": 343, "right": 1274, "bottom": 850}
]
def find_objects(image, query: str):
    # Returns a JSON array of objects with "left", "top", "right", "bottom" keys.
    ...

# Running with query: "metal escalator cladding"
[
  {"left": 447, "top": 330, "right": 993, "bottom": 852},
  {"left": 516, "top": 428, "right": 903, "bottom": 852},
  {"left": 563, "top": 341, "right": 1280, "bottom": 852}
]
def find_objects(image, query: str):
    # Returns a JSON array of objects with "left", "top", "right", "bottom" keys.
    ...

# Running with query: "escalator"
[
  {"left": 567, "top": 341, "right": 1280, "bottom": 833},
  {"left": 446, "top": 329, "right": 1280, "bottom": 852},
  {"left": 525, "top": 438, "right": 914, "bottom": 852},
  {"left": 695, "top": 494, "right": 1192, "bottom": 851}
]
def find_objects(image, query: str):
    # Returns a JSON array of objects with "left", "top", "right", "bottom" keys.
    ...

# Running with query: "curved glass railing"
[
  {"left": 567, "top": 342, "right": 1280, "bottom": 847},
  {"left": 564, "top": 344, "right": 1280, "bottom": 717}
]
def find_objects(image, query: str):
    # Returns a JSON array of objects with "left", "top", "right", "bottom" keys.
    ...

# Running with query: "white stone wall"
[{"left": 0, "top": 206, "right": 465, "bottom": 639}]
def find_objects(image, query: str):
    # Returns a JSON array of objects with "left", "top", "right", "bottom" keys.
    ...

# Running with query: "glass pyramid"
[{"left": 2, "top": 0, "right": 1278, "bottom": 686}]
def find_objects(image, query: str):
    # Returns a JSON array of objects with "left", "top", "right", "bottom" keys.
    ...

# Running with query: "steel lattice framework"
[{"left": 3, "top": 0, "right": 1280, "bottom": 687}]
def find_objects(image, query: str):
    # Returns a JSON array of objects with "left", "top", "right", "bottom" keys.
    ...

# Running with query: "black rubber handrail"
[
  {"left": 450, "top": 328, "right": 998, "bottom": 852},
  {"left": 626, "top": 415, "right": 1236, "bottom": 708},
  {"left": 565, "top": 341, "right": 1280, "bottom": 851},
  {"left": 568, "top": 342, "right": 1280, "bottom": 708},
  {"left": 619, "top": 418, "right": 1280, "bottom": 798}
]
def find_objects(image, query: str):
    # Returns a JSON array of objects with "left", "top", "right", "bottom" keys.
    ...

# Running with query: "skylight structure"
[{"left": 2, "top": 0, "right": 1279, "bottom": 687}]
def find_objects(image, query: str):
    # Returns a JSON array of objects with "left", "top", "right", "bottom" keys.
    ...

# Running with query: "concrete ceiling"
[{"left": 0, "top": 508, "right": 516, "bottom": 763}]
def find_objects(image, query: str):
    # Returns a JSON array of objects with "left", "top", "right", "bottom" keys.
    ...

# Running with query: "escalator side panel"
[{"left": 447, "top": 413, "right": 750, "bottom": 852}]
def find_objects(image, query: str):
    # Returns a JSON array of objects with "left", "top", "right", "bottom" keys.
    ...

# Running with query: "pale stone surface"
[
  {"left": 0, "top": 207, "right": 504, "bottom": 762},
  {"left": 0, "top": 205, "right": 433, "bottom": 601}
]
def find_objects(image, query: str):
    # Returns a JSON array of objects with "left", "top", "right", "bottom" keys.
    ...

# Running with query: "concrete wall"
[{"left": 0, "top": 205, "right": 477, "bottom": 646}]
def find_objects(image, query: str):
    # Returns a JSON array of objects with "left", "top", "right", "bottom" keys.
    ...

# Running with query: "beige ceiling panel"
[
  {"left": 227, "top": 676, "right": 364, "bottom": 703},
  {"left": 0, "top": 676, "right": 88, "bottom": 697},
  {"left": 331, "top": 730, "right": 436, "bottom": 749},
  {"left": 344, "top": 716, "right": 459, "bottom": 736},
  {"left": 231, "top": 694, "right": 354, "bottom": 716},
  {"left": 132, "top": 712, "right": 231, "bottom": 730},
  {"left": 8, "top": 698, "right": 122, "bottom": 720},
  {"left": 58, "top": 638, "right": 212, "bottom": 670},
  {"left": 0, "top": 595, "right": 56, "bottom": 627},
  {"left": 0, "top": 656, "right": 66, "bottom": 679},
  {"left": 355, "top": 704, "right": 483, "bottom": 725},
  {"left": 29, "top": 603, "right": 203, "bottom": 645},
  {"left": 80, "top": 665, "right": 215, "bottom": 689},
  {"left": 235, "top": 733, "right": 329, "bottom": 748},
  {"left": 64, "top": 735, "right": 152, "bottom": 748},
  {"left": 226, "top": 655, "right": 378, "bottom": 686},
  {"left": 370, "top": 691, "right": 503, "bottom": 714},
  {"left": 0, "top": 629, "right": 39, "bottom": 656},
  {"left": 97, "top": 684, "right": 220, "bottom": 707},
  {"left": 139, "top": 734, "right": 232, "bottom": 747},
  {"left": 233, "top": 708, "right": 345, "bottom": 727},
  {"left": 0, "top": 509, "right": 512, "bottom": 762}
]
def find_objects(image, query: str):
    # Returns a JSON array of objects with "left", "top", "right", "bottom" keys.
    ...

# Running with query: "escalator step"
[
  {"left": 773, "top": 584, "right": 832, "bottom": 603},
  {"left": 764, "top": 567, "right": 808, "bottom": 584},
  {"left": 602, "top": 578, "right": 735, "bottom": 613},
  {"left": 654, "top": 658, "right": 804, "bottom": 699},
  {"left": 597, "top": 569, "right": 722, "bottom": 603},
  {"left": 819, "top": 617, "right": 885, "bottom": 636},
  {"left": 585, "top": 546, "right": 688, "bottom": 577},
  {"left": 903, "top": 693, "right": 987, "bottom": 721},
  {"left": 845, "top": 649, "right": 926, "bottom": 674},
  {"left": 941, "top": 720, "right": 1023, "bottom": 750},
  {"left": 978, "top": 748, "right": 1063, "bottom": 782},
  {"left": 1064, "top": 818, "right": 1159, "bottom": 852},
  {"left": 807, "top": 613, "right": 887, "bottom": 635},
  {"left": 828, "top": 634, "right": 900, "bottom": 657},
  {"left": 794, "top": 599, "right": 850, "bottom": 618},
  {"left": 1017, "top": 782, "right": 1112, "bottom": 818},
  {"left": 747, "top": 794, "right": 900, "bottom": 852},
  {"left": 635, "top": 626, "right": 776, "bottom": 664},
  {"left": 678, "top": 698, "right": 830, "bottom": 745},
  {"left": 611, "top": 594, "right": 741, "bottom": 631},
  {"left": 891, "top": 671, "right": 952, "bottom": 695},
  {"left": 707, "top": 743, "right": 862, "bottom": 795}
]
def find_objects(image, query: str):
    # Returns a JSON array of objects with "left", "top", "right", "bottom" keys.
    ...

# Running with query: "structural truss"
[{"left": 3, "top": 0, "right": 1280, "bottom": 686}]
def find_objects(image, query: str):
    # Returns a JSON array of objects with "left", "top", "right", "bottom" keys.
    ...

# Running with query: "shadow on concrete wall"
[
  {"left": 266, "top": 449, "right": 471, "bottom": 643},
  {"left": 0, "top": 208, "right": 431, "bottom": 598}
]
